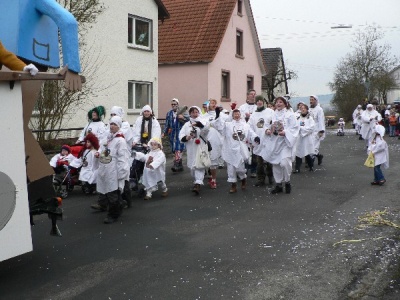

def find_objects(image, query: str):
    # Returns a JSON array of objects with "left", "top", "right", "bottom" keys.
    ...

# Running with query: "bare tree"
[
  {"left": 263, "top": 62, "right": 297, "bottom": 102},
  {"left": 330, "top": 25, "right": 398, "bottom": 118},
  {"left": 30, "top": 0, "right": 106, "bottom": 143}
]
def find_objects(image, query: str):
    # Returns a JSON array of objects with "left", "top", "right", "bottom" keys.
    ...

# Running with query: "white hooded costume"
[
  {"left": 203, "top": 110, "right": 223, "bottom": 167},
  {"left": 77, "top": 148, "right": 98, "bottom": 184},
  {"left": 214, "top": 112, "right": 258, "bottom": 183},
  {"left": 260, "top": 107, "right": 299, "bottom": 183},
  {"left": 133, "top": 137, "right": 167, "bottom": 193},
  {"left": 368, "top": 125, "right": 389, "bottom": 169},
  {"left": 360, "top": 104, "right": 382, "bottom": 141},
  {"left": 178, "top": 107, "right": 210, "bottom": 184},
  {"left": 249, "top": 106, "right": 274, "bottom": 156},
  {"left": 132, "top": 105, "right": 162, "bottom": 144},
  {"left": 96, "top": 116, "right": 131, "bottom": 194},
  {"left": 309, "top": 95, "right": 325, "bottom": 154},
  {"left": 352, "top": 105, "right": 363, "bottom": 133},
  {"left": 108, "top": 106, "right": 134, "bottom": 148},
  {"left": 294, "top": 112, "right": 315, "bottom": 158}
]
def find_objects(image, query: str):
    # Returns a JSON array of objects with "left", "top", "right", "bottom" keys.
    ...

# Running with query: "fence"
[{"left": 32, "top": 119, "right": 166, "bottom": 154}]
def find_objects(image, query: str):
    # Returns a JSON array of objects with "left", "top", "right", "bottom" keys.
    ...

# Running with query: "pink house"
[{"left": 158, "top": 0, "right": 266, "bottom": 117}]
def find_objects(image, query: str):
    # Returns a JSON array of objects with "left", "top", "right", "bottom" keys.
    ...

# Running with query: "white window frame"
[
  {"left": 128, "top": 81, "right": 153, "bottom": 113},
  {"left": 128, "top": 14, "right": 153, "bottom": 50}
]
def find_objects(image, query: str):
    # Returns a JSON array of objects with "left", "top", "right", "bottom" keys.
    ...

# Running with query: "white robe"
[
  {"left": 295, "top": 114, "right": 315, "bottom": 158},
  {"left": 238, "top": 102, "right": 257, "bottom": 121},
  {"left": 106, "top": 121, "right": 134, "bottom": 149},
  {"left": 49, "top": 153, "right": 75, "bottom": 168},
  {"left": 178, "top": 116, "right": 210, "bottom": 169},
  {"left": 215, "top": 116, "right": 258, "bottom": 168},
  {"left": 203, "top": 111, "right": 223, "bottom": 163},
  {"left": 352, "top": 108, "right": 363, "bottom": 125},
  {"left": 132, "top": 116, "right": 162, "bottom": 144},
  {"left": 134, "top": 149, "right": 166, "bottom": 190},
  {"left": 368, "top": 135, "right": 389, "bottom": 169},
  {"left": 249, "top": 107, "right": 274, "bottom": 155},
  {"left": 96, "top": 132, "right": 131, "bottom": 194},
  {"left": 77, "top": 149, "right": 98, "bottom": 184},
  {"left": 77, "top": 121, "right": 107, "bottom": 143},
  {"left": 260, "top": 108, "right": 299, "bottom": 164},
  {"left": 360, "top": 110, "right": 382, "bottom": 140}
]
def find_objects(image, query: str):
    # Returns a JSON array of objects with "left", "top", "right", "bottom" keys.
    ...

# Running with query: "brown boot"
[
  {"left": 229, "top": 183, "right": 237, "bottom": 193},
  {"left": 192, "top": 184, "right": 200, "bottom": 195},
  {"left": 241, "top": 178, "right": 246, "bottom": 190}
]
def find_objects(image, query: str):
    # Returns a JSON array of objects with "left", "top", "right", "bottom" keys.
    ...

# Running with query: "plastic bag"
[{"left": 364, "top": 151, "right": 375, "bottom": 168}]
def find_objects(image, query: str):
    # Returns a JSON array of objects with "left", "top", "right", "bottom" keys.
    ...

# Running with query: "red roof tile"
[{"left": 159, "top": 0, "right": 237, "bottom": 64}]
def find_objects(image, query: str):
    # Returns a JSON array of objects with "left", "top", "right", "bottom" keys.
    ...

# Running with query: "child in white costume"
[
  {"left": 74, "top": 133, "right": 99, "bottom": 187},
  {"left": 132, "top": 137, "right": 168, "bottom": 200},
  {"left": 215, "top": 109, "right": 259, "bottom": 193},
  {"left": 49, "top": 145, "right": 75, "bottom": 173},
  {"left": 179, "top": 106, "right": 210, "bottom": 195},
  {"left": 368, "top": 125, "right": 389, "bottom": 186}
]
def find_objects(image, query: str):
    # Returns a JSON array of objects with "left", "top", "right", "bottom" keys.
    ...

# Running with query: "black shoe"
[
  {"left": 285, "top": 182, "right": 291, "bottom": 194},
  {"left": 359, "top": 136, "right": 363, "bottom": 140},
  {"left": 254, "top": 181, "right": 265, "bottom": 187},
  {"left": 378, "top": 179, "right": 386, "bottom": 186},
  {"left": 171, "top": 166, "right": 177, "bottom": 172},
  {"left": 309, "top": 167, "right": 314, "bottom": 172},
  {"left": 371, "top": 181, "right": 379, "bottom": 185},
  {"left": 293, "top": 169, "right": 300, "bottom": 173},
  {"left": 103, "top": 217, "right": 118, "bottom": 224},
  {"left": 271, "top": 185, "right": 283, "bottom": 194},
  {"left": 317, "top": 154, "right": 323, "bottom": 165}
]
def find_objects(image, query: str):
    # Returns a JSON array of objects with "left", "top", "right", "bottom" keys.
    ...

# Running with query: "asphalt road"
[{"left": 1, "top": 129, "right": 400, "bottom": 300}]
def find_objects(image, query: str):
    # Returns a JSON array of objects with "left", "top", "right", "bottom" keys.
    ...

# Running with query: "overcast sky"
[{"left": 250, "top": 0, "right": 400, "bottom": 97}]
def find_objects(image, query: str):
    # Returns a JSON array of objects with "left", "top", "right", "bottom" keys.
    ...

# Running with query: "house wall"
[
  {"left": 63, "top": 0, "right": 160, "bottom": 129},
  {"left": 387, "top": 68, "right": 400, "bottom": 103},
  {"left": 158, "top": 63, "right": 209, "bottom": 118},
  {"left": 208, "top": 0, "right": 263, "bottom": 107}
]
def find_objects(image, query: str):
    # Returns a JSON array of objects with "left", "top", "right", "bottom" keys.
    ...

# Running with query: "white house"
[
  {"left": 387, "top": 65, "right": 400, "bottom": 104},
  {"left": 64, "top": 0, "right": 169, "bottom": 129}
]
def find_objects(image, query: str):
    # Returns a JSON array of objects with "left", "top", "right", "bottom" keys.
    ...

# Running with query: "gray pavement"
[{"left": 1, "top": 129, "right": 400, "bottom": 300}]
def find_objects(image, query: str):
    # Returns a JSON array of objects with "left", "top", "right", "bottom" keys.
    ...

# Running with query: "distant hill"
[{"left": 290, "top": 94, "right": 334, "bottom": 110}]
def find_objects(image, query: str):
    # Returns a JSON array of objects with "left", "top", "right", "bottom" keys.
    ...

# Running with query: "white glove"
[{"left": 23, "top": 63, "right": 39, "bottom": 76}]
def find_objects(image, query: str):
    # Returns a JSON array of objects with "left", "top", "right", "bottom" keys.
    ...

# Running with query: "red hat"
[
  {"left": 84, "top": 133, "right": 100, "bottom": 150},
  {"left": 61, "top": 145, "right": 71, "bottom": 153}
]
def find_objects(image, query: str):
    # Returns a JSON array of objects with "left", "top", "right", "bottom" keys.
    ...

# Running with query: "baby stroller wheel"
[{"left": 58, "top": 188, "right": 68, "bottom": 199}]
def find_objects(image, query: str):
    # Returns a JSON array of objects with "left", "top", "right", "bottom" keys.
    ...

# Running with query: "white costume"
[
  {"left": 178, "top": 112, "right": 210, "bottom": 185},
  {"left": 77, "top": 120, "right": 107, "bottom": 143},
  {"left": 108, "top": 106, "right": 134, "bottom": 148},
  {"left": 215, "top": 114, "right": 258, "bottom": 183},
  {"left": 132, "top": 105, "right": 162, "bottom": 144},
  {"left": 49, "top": 153, "right": 75, "bottom": 168},
  {"left": 238, "top": 102, "right": 257, "bottom": 121},
  {"left": 352, "top": 106, "right": 363, "bottom": 134},
  {"left": 260, "top": 108, "right": 299, "bottom": 183},
  {"left": 368, "top": 125, "right": 389, "bottom": 169},
  {"left": 133, "top": 138, "right": 167, "bottom": 197},
  {"left": 76, "top": 149, "right": 98, "bottom": 184},
  {"left": 295, "top": 113, "right": 315, "bottom": 158},
  {"left": 249, "top": 107, "right": 274, "bottom": 156},
  {"left": 203, "top": 110, "right": 223, "bottom": 167},
  {"left": 360, "top": 105, "right": 382, "bottom": 142},
  {"left": 309, "top": 95, "right": 325, "bottom": 154},
  {"left": 96, "top": 130, "right": 131, "bottom": 194}
]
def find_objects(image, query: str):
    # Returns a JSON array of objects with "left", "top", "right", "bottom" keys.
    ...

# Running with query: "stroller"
[
  {"left": 337, "top": 118, "right": 345, "bottom": 136},
  {"left": 129, "top": 143, "right": 148, "bottom": 197},
  {"left": 52, "top": 144, "right": 83, "bottom": 198}
]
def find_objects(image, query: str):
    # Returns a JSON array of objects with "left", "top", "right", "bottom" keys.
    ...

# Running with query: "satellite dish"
[{"left": 0, "top": 172, "right": 16, "bottom": 231}]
